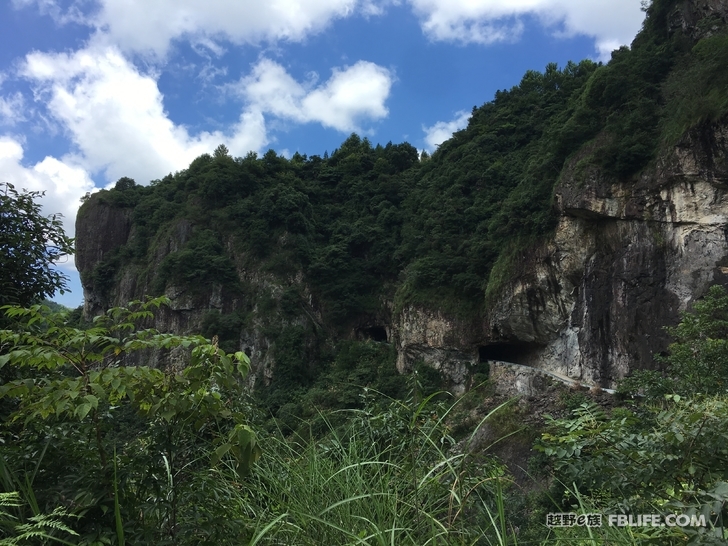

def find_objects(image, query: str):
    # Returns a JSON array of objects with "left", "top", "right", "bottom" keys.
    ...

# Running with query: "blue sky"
[{"left": 0, "top": 0, "right": 646, "bottom": 308}]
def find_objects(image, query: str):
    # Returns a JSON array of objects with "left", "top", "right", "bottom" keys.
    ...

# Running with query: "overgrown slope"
[{"left": 76, "top": 0, "right": 728, "bottom": 414}]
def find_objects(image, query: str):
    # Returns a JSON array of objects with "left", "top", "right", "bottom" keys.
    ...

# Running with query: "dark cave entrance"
[
  {"left": 360, "top": 326, "right": 388, "bottom": 342},
  {"left": 478, "top": 342, "right": 542, "bottom": 364}
]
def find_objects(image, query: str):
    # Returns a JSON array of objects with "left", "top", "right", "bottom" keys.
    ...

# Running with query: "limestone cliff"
[
  {"left": 395, "top": 119, "right": 728, "bottom": 389},
  {"left": 74, "top": 0, "right": 728, "bottom": 394},
  {"left": 76, "top": 118, "right": 728, "bottom": 391}
]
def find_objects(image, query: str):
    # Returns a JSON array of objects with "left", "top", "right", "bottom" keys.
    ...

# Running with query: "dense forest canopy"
[
  {"left": 73, "top": 0, "right": 728, "bottom": 422},
  {"left": 86, "top": 0, "right": 728, "bottom": 324}
]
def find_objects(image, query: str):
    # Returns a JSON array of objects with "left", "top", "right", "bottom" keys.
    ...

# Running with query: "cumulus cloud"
[
  {"left": 407, "top": 0, "right": 645, "bottom": 59},
  {"left": 20, "top": 45, "right": 268, "bottom": 184},
  {"left": 239, "top": 58, "right": 393, "bottom": 132},
  {"left": 0, "top": 135, "right": 95, "bottom": 262},
  {"left": 422, "top": 110, "right": 470, "bottom": 151},
  {"left": 87, "top": 0, "right": 361, "bottom": 58},
  {"left": 14, "top": 1, "right": 400, "bottom": 58},
  {"left": 15, "top": 0, "right": 643, "bottom": 61}
]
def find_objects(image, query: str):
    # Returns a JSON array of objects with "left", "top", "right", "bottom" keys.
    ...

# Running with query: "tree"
[
  {"left": 0, "top": 183, "right": 74, "bottom": 307},
  {"left": 0, "top": 297, "right": 259, "bottom": 543}
]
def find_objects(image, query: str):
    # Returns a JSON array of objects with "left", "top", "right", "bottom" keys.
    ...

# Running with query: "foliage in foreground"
[
  {"left": 0, "top": 299, "right": 258, "bottom": 544},
  {"left": 539, "top": 397, "right": 728, "bottom": 543},
  {"left": 0, "top": 298, "right": 525, "bottom": 545},
  {"left": 243, "top": 391, "right": 517, "bottom": 545},
  {"left": 0, "top": 183, "right": 74, "bottom": 308},
  {"left": 539, "top": 286, "right": 728, "bottom": 544},
  {"left": 3, "top": 296, "right": 728, "bottom": 544}
]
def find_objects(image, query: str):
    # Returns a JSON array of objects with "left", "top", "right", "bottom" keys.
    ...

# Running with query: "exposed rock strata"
[
  {"left": 75, "top": 198, "right": 132, "bottom": 317},
  {"left": 395, "top": 120, "right": 728, "bottom": 389},
  {"left": 75, "top": 120, "right": 728, "bottom": 392}
]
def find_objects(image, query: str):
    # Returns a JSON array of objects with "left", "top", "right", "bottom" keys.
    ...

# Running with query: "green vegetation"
[
  {"left": 0, "top": 183, "right": 74, "bottom": 308},
  {"left": 80, "top": 1, "right": 728, "bottom": 331},
  {"left": 661, "top": 28, "right": 728, "bottom": 144},
  {"left": 4, "top": 1, "right": 728, "bottom": 543},
  {"left": 2, "top": 192, "right": 728, "bottom": 543},
  {"left": 535, "top": 286, "right": 728, "bottom": 543},
  {"left": 0, "top": 299, "right": 258, "bottom": 544},
  {"left": 3, "top": 294, "right": 727, "bottom": 544}
]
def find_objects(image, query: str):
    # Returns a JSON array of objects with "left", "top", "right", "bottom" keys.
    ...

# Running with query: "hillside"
[{"left": 76, "top": 0, "right": 728, "bottom": 417}]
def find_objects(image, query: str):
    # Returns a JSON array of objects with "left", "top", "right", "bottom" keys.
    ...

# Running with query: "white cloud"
[
  {"left": 407, "top": 0, "right": 645, "bottom": 59},
  {"left": 15, "top": 0, "right": 643, "bottom": 61},
  {"left": 239, "top": 58, "right": 393, "bottom": 132},
  {"left": 0, "top": 92, "right": 26, "bottom": 125},
  {"left": 0, "top": 135, "right": 95, "bottom": 263},
  {"left": 235, "top": 59, "right": 394, "bottom": 132},
  {"left": 15, "top": 1, "right": 399, "bottom": 58},
  {"left": 12, "top": 0, "right": 87, "bottom": 25},
  {"left": 422, "top": 110, "right": 470, "bottom": 152},
  {"left": 302, "top": 62, "right": 392, "bottom": 131},
  {"left": 21, "top": 45, "right": 268, "bottom": 184},
  {"left": 89, "top": 0, "right": 360, "bottom": 58}
]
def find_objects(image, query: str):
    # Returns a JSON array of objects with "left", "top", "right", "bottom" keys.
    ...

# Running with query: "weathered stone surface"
[
  {"left": 75, "top": 196, "right": 132, "bottom": 317},
  {"left": 75, "top": 120, "right": 728, "bottom": 392},
  {"left": 669, "top": 0, "right": 728, "bottom": 42},
  {"left": 392, "top": 119, "right": 728, "bottom": 391},
  {"left": 489, "top": 361, "right": 557, "bottom": 397},
  {"left": 394, "top": 305, "right": 480, "bottom": 394}
]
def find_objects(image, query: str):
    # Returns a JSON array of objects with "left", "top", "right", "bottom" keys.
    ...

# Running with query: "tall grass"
[
  {"left": 0, "top": 385, "right": 663, "bottom": 545},
  {"left": 237, "top": 387, "right": 674, "bottom": 546},
  {"left": 237, "top": 388, "right": 522, "bottom": 545}
]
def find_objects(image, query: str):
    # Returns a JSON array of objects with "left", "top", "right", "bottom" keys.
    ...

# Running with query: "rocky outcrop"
[
  {"left": 75, "top": 196, "right": 132, "bottom": 317},
  {"left": 393, "top": 119, "right": 728, "bottom": 390},
  {"left": 395, "top": 306, "right": 479, "bottom": 394},
  {"left": 669, "top": 0, "right": 728, "bottom": 41},
  {"left": 74, "top": 0, "right": 728, "bottom": 394},
  {"left": 75, "top": 121, "right": 728, "bottom": 392},
  {"left": 78, "top": 197, "right": 335, "bottom": 388}
]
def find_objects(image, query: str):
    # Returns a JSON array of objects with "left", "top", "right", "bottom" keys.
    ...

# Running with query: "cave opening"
[
  {"left": 361, "top": 326, "right": 388, "bottom": 342},
  {"left": 479, "top": 342, "right": 542, "bottom": 364}
]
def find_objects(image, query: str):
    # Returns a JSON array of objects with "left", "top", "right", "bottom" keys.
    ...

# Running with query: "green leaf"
[
  {"left": 76, "top": 403, "right": 92, "bottom": 420},
  {"left": 210, "top": 443, "right": 232, "bottom": 466}
]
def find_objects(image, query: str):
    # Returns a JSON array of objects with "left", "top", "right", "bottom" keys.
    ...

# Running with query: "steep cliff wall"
[
  {"left": 75, "top": 198, "right": 323, "bottom": 387},
  {"left": 75, "top": 197, "right": 132, "bottom": 317},
  {"left": 75, "top": 124, "right": 728, "bottom": 392},
  {"left": 395, "top": 119, "right": 728, "bottom": 389},
  {"left": 75, "top": 0, "right": 728, "bottom": 395}
]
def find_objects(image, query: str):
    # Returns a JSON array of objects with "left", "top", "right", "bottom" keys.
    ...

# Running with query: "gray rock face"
[
  {"left": 395, "top": 305, "right": 479, "bottom": 394},
  {"left": 75, "top": 196, "right": 132, "bottom": 317},
  {"left": 669, "top": 0, "right": 728, "bottom": 41},
  {"left": 393, "top": 120, "right": 728, "bottom": 390},
  {"left": 75, "top": 200, "right": 323, "bottom": 383},
  {"left": 75, "top": 121, "right": 728, "bottom": 392}
]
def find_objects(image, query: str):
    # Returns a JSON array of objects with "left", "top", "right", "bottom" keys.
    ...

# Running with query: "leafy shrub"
[
  {"left": 0, "top": 299, "right": 258, "bottom": 543},
  {"left": 662, "top": 31, "right": 728, "bottom": 144}
]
